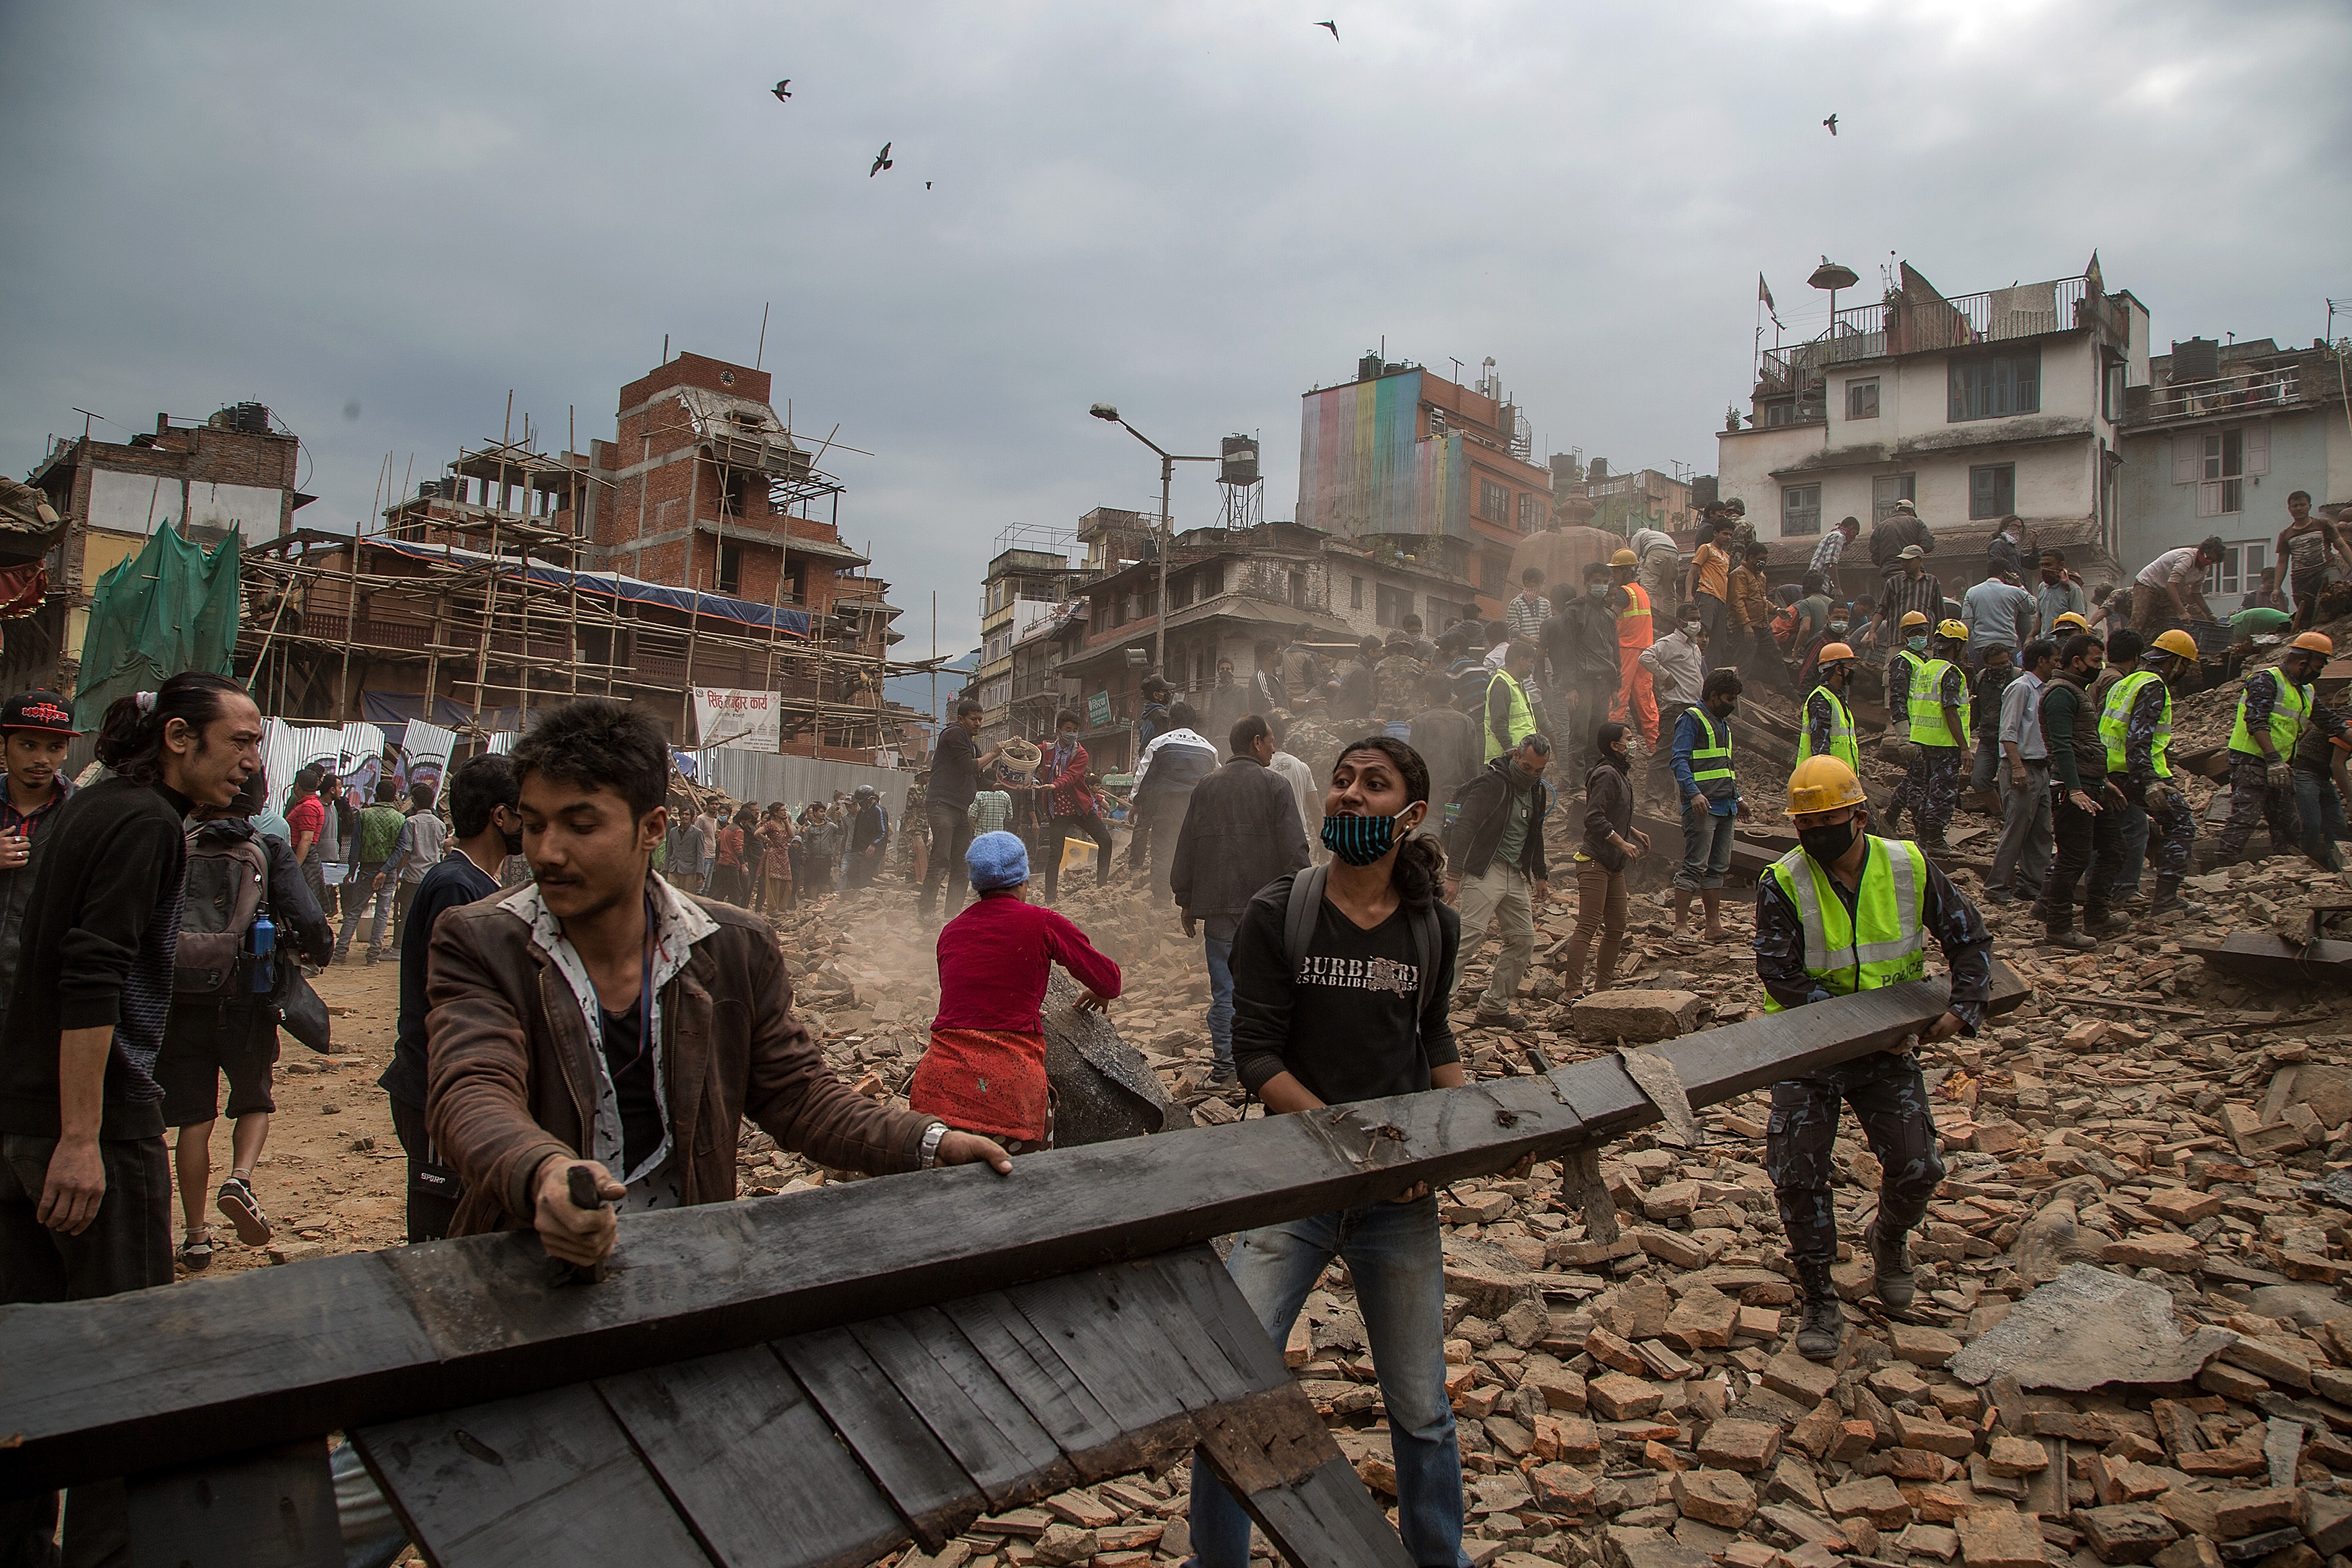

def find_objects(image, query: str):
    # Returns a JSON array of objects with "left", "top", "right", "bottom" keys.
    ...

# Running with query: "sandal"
[
  {"left": 217, "top": 1175, "right": 273, "bottom": 1246},
  {"left": 176, "top": 1232, "right": 216, "bottom": 1271}
]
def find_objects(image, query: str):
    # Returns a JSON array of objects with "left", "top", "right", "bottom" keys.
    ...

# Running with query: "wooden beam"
[{"left": 0, "top": 965, "right": 2025, "bottom": 1497}]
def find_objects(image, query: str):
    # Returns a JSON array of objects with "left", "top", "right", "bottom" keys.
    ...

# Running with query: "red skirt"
[{"left": 908, "top": 1028, "right": 1050, "bottom": 1145}]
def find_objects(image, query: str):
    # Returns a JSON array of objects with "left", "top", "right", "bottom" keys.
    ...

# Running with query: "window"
[
  {"left": 1518, "top": 492, "right": 1543, "bottom": 532},
  {"left": 1968, "top": 463, "right": 2016, "bottom": 520},
  {"left": 1377, "top": 584, "right": 1414, "bottom": 629},
  {"left": 1350, "top": 574, "right": 1364, "bottom": 610},
  {"left": 2176, "top": 425, "right": 2268, "bottom": 518},
  {"left": 2103, "top": 359, "right": 2127, "bottom": 423},
  {"left": 1948, "top": 348, "right": 2041, "bottom": 421},
  {"left": 1479, "top": 480, "right": 1508, "bottom": 522},
  {"left": 1286, "top": 571, "right": 1306, "bottom": 608},
  {"left": 717, "top": 541, "right": 743, "bottom": 595},
  {"left": 1846, "top": 378, "right": 1881, "bottom": 420},
  {"left": 1872, "top": 473, "right": 1916, "bottom": 523},
  {"left": 2205, "top": 542, "right": 2267, "bottom": 599},
  {"left": 1781, "top": 484, "right": 1821, "bottom": 537}
]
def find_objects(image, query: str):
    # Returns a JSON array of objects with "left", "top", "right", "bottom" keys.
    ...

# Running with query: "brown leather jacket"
[{"left": 425, "top": 884, "right": 932, "bottom": 1237}]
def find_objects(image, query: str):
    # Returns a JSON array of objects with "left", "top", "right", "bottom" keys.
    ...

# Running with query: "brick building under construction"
[{"left": 238, "top": 353, "right": 914, "bottom": 759}]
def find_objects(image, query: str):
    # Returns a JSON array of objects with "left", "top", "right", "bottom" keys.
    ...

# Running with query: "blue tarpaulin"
[{"left": 374, "top": 538, "right": 811, "bottom": 637}]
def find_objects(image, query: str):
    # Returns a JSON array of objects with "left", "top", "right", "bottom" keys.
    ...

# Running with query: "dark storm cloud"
[{"left": 1, "top": 1, "right": 2345, "bottom": 653}]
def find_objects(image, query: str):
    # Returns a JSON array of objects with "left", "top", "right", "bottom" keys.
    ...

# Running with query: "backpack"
[
  {"left": 1280, "top": 864, "right": 1444, "bottom": 1030},
  {"left": 174, "top": 828, "right": 272, "bottom": 1002}
]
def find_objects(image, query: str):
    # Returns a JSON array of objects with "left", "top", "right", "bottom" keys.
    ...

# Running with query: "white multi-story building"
[{"left": 1717, "top": 260, "right": 2148, "bottom": 593}]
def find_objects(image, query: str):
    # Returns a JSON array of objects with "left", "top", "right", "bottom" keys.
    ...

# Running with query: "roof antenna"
[{"left": 755, "top": 302, "right": 770, "bottom": 371}]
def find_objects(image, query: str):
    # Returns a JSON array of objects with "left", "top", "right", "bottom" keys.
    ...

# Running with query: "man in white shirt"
[
  {"left": 1503, "top": 568, "right": 1551, "bottom": 643},
  {"left": 1631, "top": 527, "right": 1681, "bottom": 627},
  {"left": 2133, "top": 536, "right": 2225, "bottom": 638},
  {"left": 1637, "top": 604, "right": 1709, "bottom": 808},
  {"left": 1267, "top": 717, "right": 1322, "bottom": 860},
  {"left": 1985, "top": 638, "right": 2055, "bottom": 904},
  {"left": 1132, "top": 702, "right": 1220, "bottom": 904}
]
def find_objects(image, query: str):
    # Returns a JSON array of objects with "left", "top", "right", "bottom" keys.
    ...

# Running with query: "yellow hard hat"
[
  {"left": 2293, "top": 631, "right": 2335, "bottom": 655},
  {"left": 1788, "top": 755, "right": 1868, "bottom": 816},
  {"left": 2152, "top": 628, "right": 2200, "bottom": 661},
  {"left": 1900, "top": 611, "right": 1929, "bottom": 629},
  {"left": 1816, "top": 642, "right": 1856, "bottom": 664},
  {"left": 1610, "top": 548, "right": 1638, "bottom": 567},
  {"left": 2053, "top": 611, "right": 2089, "bottom": 632},
  {"left": 1936, "top": 619, "right": 1969, "bottom": 642}
]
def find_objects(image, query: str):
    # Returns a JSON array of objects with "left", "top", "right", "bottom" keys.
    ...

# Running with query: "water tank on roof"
[
  {"left": 225, "top": 402, "right": 270, "bottom": 434},
  {"left": 1358, "top": 352, "right": 1384, "bottom": 382},
  {"left": 2172, "top": 338, "right": 2221, "bottom": 383},
  {"left": 1219, "top": 435, "right": 1259, "bottom": 487}
]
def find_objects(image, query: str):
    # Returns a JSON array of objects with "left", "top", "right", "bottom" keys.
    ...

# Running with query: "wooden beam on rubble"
[{"left": 0, "top": 962, "right": 2026, "bottom": 1498}]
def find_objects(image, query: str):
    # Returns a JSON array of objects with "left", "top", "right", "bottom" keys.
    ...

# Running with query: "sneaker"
[
  {"left": 1473, "top": 1008, "right": 1529, "bottom": 1032},
  {"left": 216, "top": 1175, "right": 272, "bottom": 1247},
  {"left": 1207, "top": 1063, "right": 1239, "bottom": 1088}
]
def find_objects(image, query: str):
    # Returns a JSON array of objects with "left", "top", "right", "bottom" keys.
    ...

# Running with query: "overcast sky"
[{"left": 3, "top": 0, "right": 2345, "bottom": 657}]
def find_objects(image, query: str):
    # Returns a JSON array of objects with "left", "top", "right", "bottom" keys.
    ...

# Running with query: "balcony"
[
  {"left": 1761, "top": 274, "right": 2099, "bottom": 392},
  {"left": 2130, "top": 367, "right": 2304, "bottom": 426}
]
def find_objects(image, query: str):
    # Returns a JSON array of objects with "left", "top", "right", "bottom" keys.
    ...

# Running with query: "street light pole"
[{"left": 1090, "top": 404, "right": 1220, "bottom": 681}]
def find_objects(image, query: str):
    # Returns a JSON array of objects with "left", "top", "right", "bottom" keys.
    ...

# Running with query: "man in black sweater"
[
  {"left": 0, "top": 671, "right": 261, "bottom": 1563},
  {"left": 919, "top": 698, "right": 1003, "bottom": 919}
]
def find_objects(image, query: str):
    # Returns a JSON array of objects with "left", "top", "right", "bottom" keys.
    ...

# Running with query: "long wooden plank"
[
  {"left": 596, "top": 1346, "right": 904, "bottom": 1568},
  {"left": 349, "top": 1382, "right": 709, "bottom": 1568},
  {"left": 125, "top": 1440, "right": 339, "bottom": 1568},
  {"left": 1009, "top": 1269, "right": 1211, "bottom": 1431},
  {"left": 1, "top": 964, "right": 2025, "bottom": 1495},
  {"left": 1192, "top": 1388, "right": 1415, "bottom": 1568},
  {"left": 777, "top": 1328, "right": 983, "bottom": 1550},
  {"left": 850, "top": 1311, "right": 1070, "bottom": 1507},
  {"left": 2185, "top": 932, "right": 2352, "bottom": 986},
  {"left": 939, "top": 1290, "right": 1133, "bottom": 1470}
]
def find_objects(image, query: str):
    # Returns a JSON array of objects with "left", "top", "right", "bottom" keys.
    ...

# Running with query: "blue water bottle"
[{"left": 249, "top": 911, "right": 276, "bottom": 994}]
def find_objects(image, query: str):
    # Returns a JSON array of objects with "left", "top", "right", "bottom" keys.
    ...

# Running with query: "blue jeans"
[
  {"left": 1203, "top": 916, "right": 1239, "bottom": 1066},
  {"left": 1675, "top": 804, "right": 1736, "bottom": 892},
  {"left": 2298, "top": 770, "right": 2349, "bottom": 867},
  {"left": 1188, "top": 1196, "right": 1466, "bottom": 1568}
]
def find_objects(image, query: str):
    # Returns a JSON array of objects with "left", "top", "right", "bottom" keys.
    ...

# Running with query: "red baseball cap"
[{"left": 0, "top": 691, "right": 79, "bottom": 736}]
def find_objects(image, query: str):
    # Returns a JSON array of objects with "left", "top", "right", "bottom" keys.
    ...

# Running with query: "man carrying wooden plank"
[{"left": 423, "top": 698, "right": 1011, "bottom": 1267}]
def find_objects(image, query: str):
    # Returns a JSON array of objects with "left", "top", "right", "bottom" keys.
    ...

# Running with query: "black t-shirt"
[
  {"left": 931, "top": 727, "right": 981, "bottom": 811},
  {"left": 382, "top": 851, "right": 502, "bottom": 1109},
  {"left": 599, "top": 997, "right": 662, "bottom": 1178},
  {"left": 1229, "top": 874, "right": 1460, "bottom": 1105}
]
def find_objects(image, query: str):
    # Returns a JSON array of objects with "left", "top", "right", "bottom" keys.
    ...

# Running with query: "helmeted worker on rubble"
[
  {"left": 1887, "top": 620, "right": 1971, "bottom": 850},
  {"left": 2215, "top": 632, "right": 2345, "bottom": 868},
  {"left": 1879, "top": 612, "right": 1932, "bottom": 829},
  {"left": 2099, "top": 628, "right": 2208, "bottom": 921},
  {"left": 1757, "top": 756, "right": 1993, "bottom": 1361},
  {"left": 1608, "top": 547, "right": 1659, "bottom": 747},
  {"left": 1797, "top": 642, "right": 1862, "bottom": 774}
]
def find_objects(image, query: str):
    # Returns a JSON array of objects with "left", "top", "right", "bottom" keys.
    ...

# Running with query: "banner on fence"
[{"left": 691, "top": 687, "right": 780, "bottom": 752}]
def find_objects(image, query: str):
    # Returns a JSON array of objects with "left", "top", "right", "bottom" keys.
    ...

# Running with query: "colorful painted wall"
[{"left": 1296, "top": 370, "right": 1469, "bottom": 540}]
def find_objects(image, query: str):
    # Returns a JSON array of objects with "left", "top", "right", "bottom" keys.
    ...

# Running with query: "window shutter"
[
  {"left": 2171, "top": 437, "right": 2200, "bottom": 485},
  {"left": 2197, "top": 481, "right": 2221, "bottom": 519},
  {"left": 2245, "top": 423, "right": 2270, "bottom": 476}
]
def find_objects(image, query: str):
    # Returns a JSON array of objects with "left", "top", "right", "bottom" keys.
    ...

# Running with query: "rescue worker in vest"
[
  {"left": 1482, "top": 640, "right": 1543, "bottom": 763},
  {"left": 1880, "top": 612, "right": 1932, "bottom": 830},
  {"left": 2035, "top": 633, "right": 2132, "bottom": 950},
  {"left": 1893, "top": 621, "right": 1972, "bottom": 852},
  {"left": 1671, "top": 669, "right": 1748, "bottom": 941},
  {"left": 2101, "top": 627, "right": 2206, "bottom": 921},
  {"left": 2216, "top": 632, "right": 2344, "bottom": 866},
  {"left": 1609, "top": 548, "right": 1659, "bottom": 747},
  {"left": 1798, "top": 643, "right": 1861, "bottom": 774},
  {"left": 1757, "top": 755, "right": 1993, "bottom": 1361}
]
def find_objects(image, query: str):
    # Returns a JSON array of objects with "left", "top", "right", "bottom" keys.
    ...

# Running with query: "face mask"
[
  {"left": 1906, "top": 636, "right": 1927, "bottom": 653},
  {"left": 1798, "top": 816, "right": 1858, "bottom": 864},
  {"left": 1682, "top": 621, "right": 1702, "bottom": 637},
  {"left": 1829, "top": 622, "right": 1848, "bottom": 634},
  {"left": 1321, "top": 811, "right": 1411, "bottom": 866},
  {"left": 1590, "top": 583, "right": 1609, "bottom": 599}
]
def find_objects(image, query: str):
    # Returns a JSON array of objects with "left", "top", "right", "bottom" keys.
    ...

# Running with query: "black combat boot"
[
  {"left": 1794, "top": 1262, "right": 1844, "bottom": 1362},
  {"left": 1865, "top": 1217, "right": 1916, "bottom": 1309}
]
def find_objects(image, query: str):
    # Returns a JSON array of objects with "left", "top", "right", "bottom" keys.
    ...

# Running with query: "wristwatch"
[{"left": 918, "top": 1120, "right": 949, "bottom": 1170}]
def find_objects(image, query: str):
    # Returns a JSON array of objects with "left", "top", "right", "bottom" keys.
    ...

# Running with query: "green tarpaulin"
[{"left": 71, "top": 525, "right": 242, "bottom": 731}]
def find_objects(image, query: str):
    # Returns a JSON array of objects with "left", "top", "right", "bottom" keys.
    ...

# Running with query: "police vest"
[
  {"left": 2100, "top": 669, "right": 2174, "bottom": 779},
  {"left": 1681, "top": 705, "right": 1735, "bottom": 792},
  {"left": 1889, "top": 649, "right": 1927, "bottom": 705},
  {"left": 1616, "top": 581, "right": 1652, "bottom": 648},
  {"left": 1797, "top": 687, "right": 1861, "bottom": 772},
  {"left": 1482, "top": 668, "right": 1538, "bottom": 762},
  {"left": 2228, "top": 668, "right": 2312, "bottom": 760},
  {"left": 1761, "top": 835, "right": 1929, "bottom": 1011},
  {"left": 1908, "top": 659, "right": 1970, "bottom": 748}
]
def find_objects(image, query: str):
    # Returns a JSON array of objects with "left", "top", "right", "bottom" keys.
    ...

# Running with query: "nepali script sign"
[{"left": 691, "top": 687, "right": 781, "bottom": 751}]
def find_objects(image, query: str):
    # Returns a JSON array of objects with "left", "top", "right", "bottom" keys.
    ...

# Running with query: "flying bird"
[
  {"left": 771, "top": 79, "right": 791, "bottom": 101},
  {"left": 1821, "top": 113, "right": 1838, "bottom": 135},
  {"left": 1315, "top": 19, "right": 1338, "bottom": 39},
  {"left": 870, "top": 142, "right": 893, "bottom": 177},
  {"left": 925, "top": 181, "right": 933, "bottom": 189}
]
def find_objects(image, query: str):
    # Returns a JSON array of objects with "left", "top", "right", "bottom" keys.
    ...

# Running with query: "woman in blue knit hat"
[{"left": 907, "top": 831, "right": 1122, "bottom": 1152}]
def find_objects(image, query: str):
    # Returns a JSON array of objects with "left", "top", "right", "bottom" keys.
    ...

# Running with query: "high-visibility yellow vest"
[
  {"left": 1797, "top": 687, "right": 1861, "bottom": 773},
  {"left": 1482, "top": 668, "right": 1538, "bottom": 762},
  {"left": 1761, "top": 836, "right": 1929, "bottom": 1011},
  {"left": 2100, "top": 669, "right": 2173, "bottom": 779},
  {"left": 1682, "top": 704, "right": 1734, "bottom": 790},
  {"left": 2228, "top": 668, "right": 2311, "bottom": 760},
  {"left": 1908, "top": 659, "right": 1970, "bottom": 748}
]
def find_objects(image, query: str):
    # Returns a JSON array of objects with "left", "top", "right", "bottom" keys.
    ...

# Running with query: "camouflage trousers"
[
  {"left": 1765, "top": 1047, "right": 1946, "bottom": 1271},
  {"left": 1891, "top": 746, "right": 1965, "bottom": 838},
  {"left": 2124, "top": 775, "right": 2198, "bottom": 883},
  {"left": 2215, "top": 753, "right": 2302, "bottom": 863}
]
